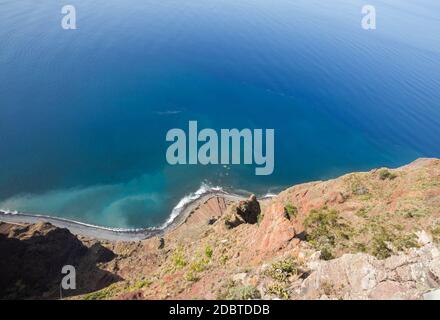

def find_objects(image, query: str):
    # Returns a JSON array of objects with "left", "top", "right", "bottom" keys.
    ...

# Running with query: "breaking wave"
[{"left": 160, "top": 183, "right": 223, "bottom": 229}]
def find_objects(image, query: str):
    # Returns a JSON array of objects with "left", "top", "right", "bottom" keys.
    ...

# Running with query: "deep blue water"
[{"left": 1, "top": 0, "right": 439, "bottom": 228}]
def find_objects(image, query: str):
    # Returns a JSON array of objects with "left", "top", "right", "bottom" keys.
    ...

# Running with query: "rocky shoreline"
[{"left": 0, "top": 191, "right": 246, "bottom": 241}]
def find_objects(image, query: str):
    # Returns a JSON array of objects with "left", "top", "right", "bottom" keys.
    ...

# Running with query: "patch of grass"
[
  {"left": 205, "top": 245, "right": 213, "bottom": 259},
  {"left": 266, "top": 283, "right": 289, "bottom": 300},
  {"left": 419, "top": 179, "right": 440, "bottom": 189},
  {"left": 304, "top": 207, "right": 352, "bottom": 260},
  {"left": 303, "top": 206, "right": 419, "bottom": 260},
  {"left": 266, "top": 258, "right": 299, "bottom": 282},
  {"left": 370, "top": 226, "right": 418, "bottom": 259},
  {"left": 320, "top": 247, "right": 335, "bottom": 260},
  {"left": 354, "top": 242, "right": 367, "bottom": 253},
  {"left": 219, "top": 255, "right": 229, "bottom": 265},
  {"left": 184, "top": 250, "right": 212, "bottom": 282},
  {"left": 172, "top": 246, "right": 187, "bottom": 268},
  {"left": 184, "top": 270, "right": 200, "bottom": 282},
  {"left": 379, "top": 169, "right": 397, "bottom": 181},
  {"left": 226, "top": 285, "right": 261, "bottom": 300},
  {"left": 226, "top": 286, "right": 261, "bottom": 300},
  {"left": 321, "top": 281, "right": 336, "bottom": 296},
  {"left": 189, "top": 257, "right": 209, "bottom": 273},
  {"left": 83, "top": 279, "right": 153, "bottom": 300},
  {"left": 355, "top": 208, "right": 369, "bottom": 219},
  {"left": 398, "top": 209, "right": 426, "bottom": 219},
  {"left": 432, "top": 224, "right": 440, "bottom": 244},
  {"left": 393, "top": 233, "right": 419, "bottom": 251},
  {"left": 359, "top": 194, "right": 372, "bottom": 201},
  {"left": 130, "top": 279, "right": 152, "bottom": 291},
  {"left": 82, "top": 283, "right": 121, "bottom": 300},
  {"left": 370, "top": 228, "right": 394, "bottom": 259},
  {"left": 284, "top": 203, "right": 298, "bottom": 220}
]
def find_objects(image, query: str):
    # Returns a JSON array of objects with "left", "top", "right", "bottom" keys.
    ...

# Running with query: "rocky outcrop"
[
  {"left": 236, "top": 195, "right": 261, "bottom": 224},
  {"left": 225, "top": 194, "right": 261, "bottom": 228},
  {"left": 245, "top": 202, "right": 298, "bottom": 263}
]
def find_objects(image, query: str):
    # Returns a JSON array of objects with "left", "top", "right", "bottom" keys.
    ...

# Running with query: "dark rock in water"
[{"left": 225, "top": 194, "right": 261, "bottom": 229}]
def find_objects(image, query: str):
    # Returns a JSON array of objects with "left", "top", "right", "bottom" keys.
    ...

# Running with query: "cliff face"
[
  {"left": 1, "top": 158, "right": 440, "bottom": 300},
  {"left": 0, "top": 222, "right": 119, "bottom": 299}
]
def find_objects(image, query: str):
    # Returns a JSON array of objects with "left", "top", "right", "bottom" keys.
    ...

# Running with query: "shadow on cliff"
[{"left": 0, "top": 223, "right": 122, "bottom": 299}]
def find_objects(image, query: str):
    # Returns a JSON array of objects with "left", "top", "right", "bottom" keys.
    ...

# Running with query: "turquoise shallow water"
[{"left": 1, "top": 0, "right": 440, "bottom": 228}]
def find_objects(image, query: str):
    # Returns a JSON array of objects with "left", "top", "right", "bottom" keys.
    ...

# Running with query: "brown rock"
[{"left": 225, "top": 194, "right": 261, "bottom": 228}]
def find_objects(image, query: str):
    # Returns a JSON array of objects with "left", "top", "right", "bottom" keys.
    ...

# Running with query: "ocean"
[{"left": 1, "top": 0, "right": 439, "bottom": 228}]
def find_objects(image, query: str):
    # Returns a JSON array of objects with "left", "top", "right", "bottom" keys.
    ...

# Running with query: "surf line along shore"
[{"left": 0, "top": 190, "right": 246, "bottom": 242}]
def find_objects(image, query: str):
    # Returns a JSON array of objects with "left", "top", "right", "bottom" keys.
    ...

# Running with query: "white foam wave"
[
  {"left": 0, "top": 209, "right": 19, "bottom": 215},
  {"left": 261, "top": 193, "right": 277, "bottom": 198},
  {"left": 160, "top": 183, "right": 223, "bottom": 229}
]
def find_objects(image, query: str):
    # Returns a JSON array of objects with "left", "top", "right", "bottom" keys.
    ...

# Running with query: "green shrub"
[
  {"left": 321, "top": 281, "right": 336, "bottom": 296},
  {"left": 266, "top": 258, "right": 299, "bottom": 282},
  {"left": 320, "top": 247, "right": 335, "bottom": 260},
  {"left": 131, "top": 279, "right": 152, "bottom": 290},
  {"left": 220, "top": 255, "right": 229, "bottom": 265},
  {"left": 266, "top": 283, "right": 289, "bottom": 300},
  {"left": 172, "top": 246, "right": 187, "bottom": 268},
  {"left": 205, "top": 245, "right": 213, "bottom": 259},
  {"left": 184, "top": 271, "right": 200, "bottom": 282},
  {"left": 432, "top": 224, "right": 440, "bottom": 243},
  {"left": 355, "top": 208, "right": 369, "bottom": 219},
  {"left": 284, "top": 203, "right": 298, "bottom": 220},
  {"left": 371, "top": 229, "right": 394, "bottom": 259},
  {"left": 227, "top": 285, "right": 261, "bottom": 300},
  {"left": 379, "top": 169, "right": 397, "bottom": 181},
  {"left": 189, "top": 257, "right": 209, "bottom": 273},
  {"left": 370, "top": 227, "right": 418, "bottom": 259},
  {"left": 354, "top": 242, "right": 367, "bottom": 253},
  {"left": 398, "top": 209, "right": 426, "bottom": 219},
  {"left": 82, "top": 283, "right": 120, "bottom": 300},
  {"left": 393, "top": 233, "right": 419, "bottom": 251},
  {"left": 303, "top": 207, "right": 352, "bottom": 260}
]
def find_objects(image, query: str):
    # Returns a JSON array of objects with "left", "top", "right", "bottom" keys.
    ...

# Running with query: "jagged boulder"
[{"left": 236, "top": 194, "right": 261, "bottom": 224}]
